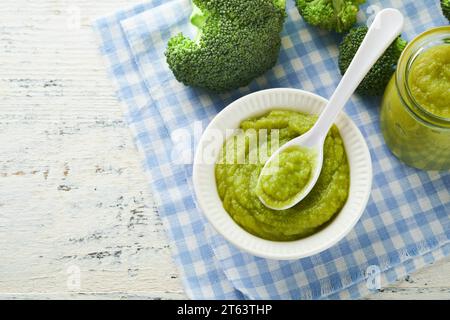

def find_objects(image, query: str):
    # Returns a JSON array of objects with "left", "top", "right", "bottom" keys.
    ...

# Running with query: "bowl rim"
[{"left": 192, "top": 88, "right": 372, "bottom": 260}]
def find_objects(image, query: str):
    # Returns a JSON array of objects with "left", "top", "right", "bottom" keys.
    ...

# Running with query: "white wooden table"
[{"left": 0, "top": 0, "right": 448, "bottom": 300}]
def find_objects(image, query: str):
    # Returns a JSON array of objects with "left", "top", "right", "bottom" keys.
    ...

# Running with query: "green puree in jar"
[
  {"left": 256, "top": 146, "right": 315, "bottom": 209},
  {"left": 408, "top": 44, "right": 450, "bottom": 118},
  {"left": 215, "top": 110, "right": 350, "bottom": 241}
]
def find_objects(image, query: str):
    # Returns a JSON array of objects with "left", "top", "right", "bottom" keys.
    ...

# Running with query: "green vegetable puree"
[
  {"left": 408, "top": 44, "right": 450, "bottom": 118},
  {"left": 256, "top": 146, "right": 315, "bottom": 209},
  {"left": 215, "top": 110, "right": 350, "bottom": 241}
]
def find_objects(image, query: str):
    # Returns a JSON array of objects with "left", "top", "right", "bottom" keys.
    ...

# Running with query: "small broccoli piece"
[
  {"left": 165, "top": 0, "right": 287, "bottom": 93},
  {"left": 338, "top": 26, "right": 407, "bottom": 96},
  {"left": 442, "top": 0, "right": 450, "bottom": 21},
  {"left": 295, "top": 0, "right": 365, "bottom": 33}
]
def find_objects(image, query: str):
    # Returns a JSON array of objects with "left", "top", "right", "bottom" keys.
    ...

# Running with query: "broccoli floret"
[
  {"left": 442, "top": 0, "right": 450, "bottom": 21},
  {"left": 295, "top": 0, "right": 365, "bottom": 33},
  {"left": 165, "top": 0, "right": 286, "bottom": 93},
  {"left": 338, "top": 26, "right": 407, "bottom": 96}
]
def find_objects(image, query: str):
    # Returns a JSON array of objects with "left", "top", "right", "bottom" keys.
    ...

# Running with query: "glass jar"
[{"left": 380, "top": 26, "right": 450, "bottom": 171}]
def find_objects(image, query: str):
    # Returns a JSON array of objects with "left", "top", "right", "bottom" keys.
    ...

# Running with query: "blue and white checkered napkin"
[{"left": 94, "top": 0, "right": 449, "bottom": 299}]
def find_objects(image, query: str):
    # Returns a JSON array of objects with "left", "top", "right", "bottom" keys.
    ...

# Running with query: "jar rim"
[{"left": 395, "top": 26, "right": 450, "bottom": 129}]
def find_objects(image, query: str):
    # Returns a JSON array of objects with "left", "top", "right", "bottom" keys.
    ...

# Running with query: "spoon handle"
[{"left": 311, "top": 8, "right": 404, "bottom": 140}]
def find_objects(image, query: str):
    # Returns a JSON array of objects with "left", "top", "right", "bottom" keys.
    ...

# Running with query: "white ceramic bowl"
[{"left": 193, "top": 88, "right": 372, "bottom": 260}]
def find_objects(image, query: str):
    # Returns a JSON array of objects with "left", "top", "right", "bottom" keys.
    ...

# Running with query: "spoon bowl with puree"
[{"left": 256, "top": 8, "right": 405, "bottom": 210}]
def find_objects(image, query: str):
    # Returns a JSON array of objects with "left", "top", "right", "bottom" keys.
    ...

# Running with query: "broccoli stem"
[
  {"left": 395, "top": 38, "right": 408, "bottom": 54},
  {"left": 190, "top": 2, "right": 206, "bottom": 43},
  {"left": 332, "top": 0, "right": 344, "bottom": 14}
]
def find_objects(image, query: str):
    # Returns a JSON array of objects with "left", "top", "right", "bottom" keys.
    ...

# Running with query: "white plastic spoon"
[{"left": 257, "top": 8, "right": 404, "bottom": 210}]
